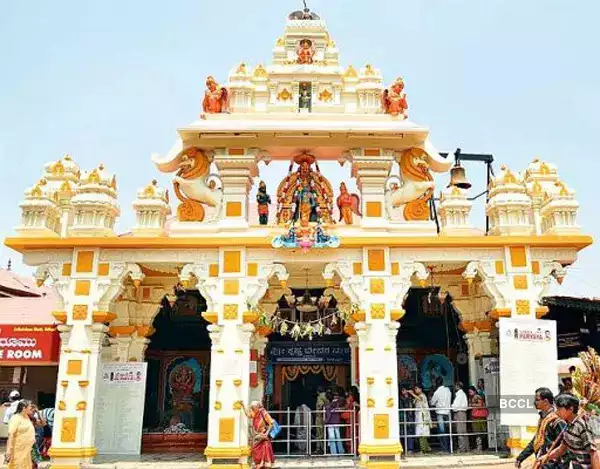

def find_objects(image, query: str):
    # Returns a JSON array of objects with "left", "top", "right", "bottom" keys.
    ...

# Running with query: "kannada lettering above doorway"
[{"left": 267, "top": 342, "right": 350, "bottom": 364}]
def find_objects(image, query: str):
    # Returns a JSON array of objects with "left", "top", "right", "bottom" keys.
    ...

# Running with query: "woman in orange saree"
[{"left": 241, "top": 401, "right": 275, "bottom": 469}]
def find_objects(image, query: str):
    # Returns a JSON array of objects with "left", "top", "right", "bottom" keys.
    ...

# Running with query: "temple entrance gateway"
[
  {"left": 6, "top": 4, "right": 590, "bottom": 469},
  {"left": 142, "top": 290, "right": 211, "bottom": 453}
]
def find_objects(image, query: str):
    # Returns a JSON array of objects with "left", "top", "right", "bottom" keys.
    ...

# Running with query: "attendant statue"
[
  {"left": 293, "top": 180, "right": 319, "bottom": 227},
  {"left": 381, "top": 77, "right": 408, "bottom": 117},
  {"left": 336, "top": 182, "right": 361, "bottom": 224},
  {"left": 202, "top": 76, "right": 229, "bottom": 114},
  {"left": 256, "top": 181, "right": 271, "bottom": 225},
  {"left": 299, "top": 83, "right": 312, "bottom": 111},
  {"left": 296, "top": 39, "right": 315, "bottom": 64}
]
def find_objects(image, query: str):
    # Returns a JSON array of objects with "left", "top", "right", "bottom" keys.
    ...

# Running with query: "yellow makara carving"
[
  {"left": 74, "top": 280, "right": 91, "bottom": 296},
  {"left": 368, "top": 249, "right": 385, "bottom": 272},
  {"left": 72, "top": 305, "right": 88, "bottom": 321},
  {"left": 374, "top": 414, "right": 390, "bottom": 439},
  {"left": 223, "top": 304, "right": 239, "bottom": 320},
  {"left": 370, "top": 303, "right": 386, "bottom": 319},
  {"left": 515, "top": 300, "right": 531, "bottom": 315},
  {"left": 219, "top": 418, "right": 235, "bottom": 443},
  {"left": 247, "top": 263, "right": 258, "bottom": 276},
  {"left": 62, "top": 263, "right": 72, "bottom": 276},
  {"left": 76, "top": 251, "right": 94, "bottom": 273},
  {"left": 223, "top": 251, "right": 241, "bottom": 273},
  {"left": 61, "top": 417, "right": 77, "bottom": 443},
  {"left": 513, "top": 275, "right": 528, "bottom": 290},
  {"left": 365, "top": 201, "right": 382, "bottom": 218},
  {"left": 510, "top": 246, "right": 528, "bottom": 267},
  {"left": 67, "top": 360, "right": 83, "bottom": 375},
  {"left": 370, "top": 279, "right": 385, "bottom": 295},
  {"left": 223, "top": 279, "right": 239, "bottom": 295}
]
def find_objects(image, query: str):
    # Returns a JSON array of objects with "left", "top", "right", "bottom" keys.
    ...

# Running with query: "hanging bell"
[{"left": 448, "top": 162, "right": 472, "bottom": 190}]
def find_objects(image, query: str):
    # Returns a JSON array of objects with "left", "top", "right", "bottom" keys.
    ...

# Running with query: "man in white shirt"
[
  {"left": 430, "top": 378, "right": 451, "bottom": 452},
  {"left": 3, "top": 390, "right": 21, "bottom": 424},
  {"left": 451, "top": 381, "right": 469, "bottom": 452}
]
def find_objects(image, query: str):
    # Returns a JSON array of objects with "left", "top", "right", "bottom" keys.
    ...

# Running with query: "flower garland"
[{"left": 249, "top": 302, "right": 360, "bottom": 341}]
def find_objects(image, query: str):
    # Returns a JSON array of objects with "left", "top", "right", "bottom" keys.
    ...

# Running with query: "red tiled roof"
[{"left": 0, "top": 269, "right": 58, "bottom": 325}]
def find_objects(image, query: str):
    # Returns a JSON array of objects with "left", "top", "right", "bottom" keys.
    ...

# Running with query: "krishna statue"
[
  {"left": 276, "top": 153, "right": 333, "bottom": 225},
  {"left": 272, "top": 153, "right": 339, "bottom": 251}
]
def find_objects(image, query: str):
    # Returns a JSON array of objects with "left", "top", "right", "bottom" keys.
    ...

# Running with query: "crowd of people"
[
  {"left": 399, "top": 378, "right": 489, "bottom": 454},
  {"left": 1, "top": 390, "right": 54, "bottom": 469}
]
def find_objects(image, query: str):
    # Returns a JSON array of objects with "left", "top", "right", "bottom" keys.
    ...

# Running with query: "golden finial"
[
  {"left": 236, "top": 62, "right": 247, "bottom": 74},
  {"left": 344, "top": 65, "right": 358, "bottom": 78},
  {"left": 364, "top": 63, "right": 376, "bottom": 76},
  {"left": 63, "top": 153, "right": 72, "bottom": 161},
  {"left": 276, "top": 37, "right": 285, "bottom": 47},
  {"left": 555, "top": 180, "right": 569, "bottom": 196},
  {"left": 539, "top": 162, "right": 551, "bottom": 175},
  {"left": 253, "top": 64, "right": 268, "bottom": 78}
]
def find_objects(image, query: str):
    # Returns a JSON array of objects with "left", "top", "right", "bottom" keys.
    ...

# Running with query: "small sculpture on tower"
[
  {"left": 202, "top": 76, "right": 229, "bottom": 114},
  {"left": 296, "top": 39, "right": 315, "bottom": 64},
  {"left": 382, "top": 77, "right": 408, "bottom": 117},
  {"left": 256, "top": 181, "right": 272, "bottom": 225},
  {"left": 336, "top": 182, "right": 361, "bottom": 224}
]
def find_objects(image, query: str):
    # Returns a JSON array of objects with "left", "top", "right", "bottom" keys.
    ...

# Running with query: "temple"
[{"left": 4, "top": 6, "right": 592, "bottom": 469}]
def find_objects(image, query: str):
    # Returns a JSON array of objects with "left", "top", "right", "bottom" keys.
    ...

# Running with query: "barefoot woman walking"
[{"left": 241, "top": 401, "right": 275, "bottom": 469}]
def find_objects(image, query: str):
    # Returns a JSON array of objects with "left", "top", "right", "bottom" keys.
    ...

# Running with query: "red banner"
[{"left": 0, "top": 325, "right": 60, "bottom": 365}]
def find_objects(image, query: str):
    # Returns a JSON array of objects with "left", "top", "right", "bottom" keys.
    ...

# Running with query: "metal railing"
[
  {"left": 399, "top": 405, "right": 509, "bottom": 455},
  {"left": 259, "top": 406, "right": 509, "bottom": 458},
  {"left": 264, "top": 409, "right": 357, "bottom": 457}
]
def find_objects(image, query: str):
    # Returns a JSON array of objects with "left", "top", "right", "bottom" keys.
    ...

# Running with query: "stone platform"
[{"left": 0, "top": 454, "right": 515, "bottom": 469}]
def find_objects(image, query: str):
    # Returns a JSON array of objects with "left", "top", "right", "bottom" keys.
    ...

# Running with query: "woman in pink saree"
[{"left": 241, "top": 401, "right": 275, "bottom": 469}]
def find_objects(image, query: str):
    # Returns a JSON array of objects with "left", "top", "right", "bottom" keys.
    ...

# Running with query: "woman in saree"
[
  {"left": 409, "top": 386, "right": 432, "bottom": 453},
  {"left": 469, "top": 386, "right": 488, "bottom": 452},
  {"left": 6, "top": 400, "right": 36, "bottom": 469},
  {"left": 241, "top": 401, "right": 275, "bottom": 469}
]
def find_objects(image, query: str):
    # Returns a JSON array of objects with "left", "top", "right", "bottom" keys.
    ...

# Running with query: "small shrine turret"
[
  {"left": 69, "top": 164, "right": 120, "bottom": 237},
  {"left": 16, "top": 178, "right": 61, "bottom": 237},
  {"left": 132, "top": 180, "right": 171, "bottom": 237},
  {"left": 438, "top": 186, "right": 477, "bottom": 236},
  {"left": 486, "top": 165, "right": 534, "bottom": 236},
  {"left": 540, "top": 179, "right": 580, "bottom": 235}
]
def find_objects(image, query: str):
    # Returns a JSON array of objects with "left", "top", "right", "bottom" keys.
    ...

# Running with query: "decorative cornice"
[{"left": 4, "top": 234, "right": 593, "bottom": 252}]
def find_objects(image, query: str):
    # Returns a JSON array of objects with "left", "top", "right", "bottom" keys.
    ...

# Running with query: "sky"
[{"left": 0, "top": 0, "right": 599, "bottom": 296}]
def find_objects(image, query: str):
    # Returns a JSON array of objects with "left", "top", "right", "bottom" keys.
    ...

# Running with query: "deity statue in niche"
[
  {"left": 276, "top": 153, "right": 334, "bottom": 225},
  {"left": 256, "top": 181, "right": 272, "bottom": 225},
  {"left": 299, "top": 82, "right": 312, "bottom": 111},
  {"left": 293, "top": 179, "right": 319, "bottom": 226},
  {"left": 336, "top": 182, "right": 361, "bottom": 224},
  {"left": 296, "top": 38, "right": 315, "bottom": 64},
  {"left": 202, "top": 76, "right": 229, "bottom": 114},
  {"left": 381, "top": 77, "right": 408, "bottom": 117}
]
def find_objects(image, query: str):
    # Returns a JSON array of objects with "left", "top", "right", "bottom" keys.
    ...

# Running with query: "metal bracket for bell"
[{"left": 448, "top": 162, "right": 472, "bottom": 190}]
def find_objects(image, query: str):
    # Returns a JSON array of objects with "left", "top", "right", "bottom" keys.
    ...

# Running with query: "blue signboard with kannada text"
[{"left": 267, "top": 342, "right": 350, "bottom": 364}]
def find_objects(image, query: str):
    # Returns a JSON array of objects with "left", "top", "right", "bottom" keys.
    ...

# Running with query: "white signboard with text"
[
  {"left": 94, "top": 362, "right": 147, "bottom": 455},
  {"left": 499, "top": 318, "right": 557, "bottom": 426}
]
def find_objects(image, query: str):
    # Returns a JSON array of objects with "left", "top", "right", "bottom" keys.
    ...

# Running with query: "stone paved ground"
[{"left": 0, "top": 441, "right": 515, "bottom": 468}]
